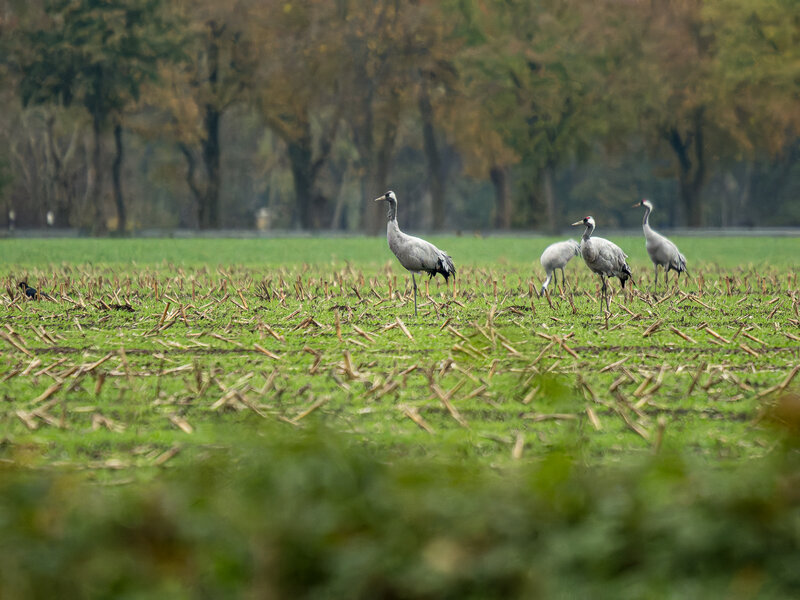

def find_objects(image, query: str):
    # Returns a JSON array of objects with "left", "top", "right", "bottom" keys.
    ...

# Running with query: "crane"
[
  {"left": 539, "top": 239, "right": 581, "bottom": 296},
  {"left": 374, "top": 191, "right": 456, "bottom": 316},
  {"left": 571, "top": 216, "right": 632, "bottom": 312},
  {"left": 634, "top": 199, "right": 687, "bottom": 291}
]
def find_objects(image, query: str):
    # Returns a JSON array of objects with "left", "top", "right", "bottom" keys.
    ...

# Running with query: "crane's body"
[
  {"left": 539, "top": 239, "right": 580, "bottom": 295},
  {"left": 635, "top": 199, "right": 687, "bottom": 290},
  {"left": 572, "top": 216, "right": 632, "bottom": 312},
  {"left": 375, "top": 191, "right": 455, "bottom": 316}
]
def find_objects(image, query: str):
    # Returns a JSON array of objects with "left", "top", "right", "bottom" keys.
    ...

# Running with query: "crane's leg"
[
  {"left": 653, "top": 264, "right": 659, "bottom": 293},
  {"left": 599, "top": 275, "right": 609, "bottom": 313},
  {"left": 540, "top": 271, "right": 552, "bottom": 296},
  {"left": 560, "top": 268, "right": 567, "bottom": 291},
  {"left": 411, "top": 273, "right": 418, "bottom": 316}
]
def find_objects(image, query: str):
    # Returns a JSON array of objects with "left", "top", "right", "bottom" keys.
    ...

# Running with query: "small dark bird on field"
[
  {"left": 634, "top": 199, "right": 687, "bottom": 291},
  {"left": 18, "top": 281, "right": 53, "bottom": 300},
  {"left": 375, "top": 190, "right": 456, "bottom": 316},
  {"left": 571, "top": 216, "right": 633, "bottom": 312}
]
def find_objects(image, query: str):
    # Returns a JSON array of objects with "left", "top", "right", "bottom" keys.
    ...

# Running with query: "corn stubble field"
[
  {"left": 1, "top": 237, "right": 800, "bottom": 597},
  {"left": 1, "top": 237, "right": 798, "bottom": 474}
]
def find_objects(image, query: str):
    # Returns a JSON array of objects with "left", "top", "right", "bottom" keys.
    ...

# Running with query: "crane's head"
[
  {"left": 374, "top": 190, "right": 397, "bottom": 204},
  {"left": 633, "top": 198, "right": 652, "bottom": 210},
  {"left": 571, "top": 216, "right": 595, "bottom": 229},
  {"left": 374, "top": 190, "right": 398, "bottom": 221}
]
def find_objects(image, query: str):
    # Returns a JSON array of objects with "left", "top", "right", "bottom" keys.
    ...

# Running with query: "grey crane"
[
  {"left": 539, "top": 239, "right": 581, "bottom": 296},
  {"left": 571, "top": 216, "right": 632, "bottom": 312},
  {"left": 634, "top": 199, "right": 687, "bottom": 291},
  {"left": 374, "top": 191, "right": 456, "bottom": 316}
]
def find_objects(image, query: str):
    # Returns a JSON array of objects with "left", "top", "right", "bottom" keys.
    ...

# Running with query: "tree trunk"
[
  {"left": 265, "top": 103, "right": 340, "bottom": 230},
  {"left": 200, "top": 20, "right": 223, "bottom": 230},
  {"left": 418, "top": 83, "right": 446, "bottom": 230},
  {"left": 288, "top": 141, "right": 314, "bottom": 230},
  {"left": 542, "top": 161, "right": 557, "bottom": 234},
  {"left": 355, "top": 116, "right": 397, "bottom": 235},
  {"left": 329, "top": 171, "right": 348, "bottom": 230},
  {"left": 490, "top": 166, "right": 511, "bottom": 229},
  {"left": 666, "top": 108, "right": 706, "bottom": 227},
  {"left": 44, "top": 115, "right": 79, "bottom": 227},
  {"left": 201, "top": 105, "right": 221, "bottom": 229},
  {"left": 89, "top": 113, "right": 106, "bottom": 234},
  {"left": 680, "top": 181, "right": 702, "bottom": 227},
  {"left": 372, "top": 122, "right": 397, "bottom": 230},
  {"left": 179, "top": 143, "right": 203, "bottom": 227},
  {"left": 353, "top": 105, "right": 378, "bottom": 234},
  {"left": 285, "top": 115, "right": 315, "bottom": 230},
  {"left": 111, "top": 123, "right": 126, "bottom": 233}
]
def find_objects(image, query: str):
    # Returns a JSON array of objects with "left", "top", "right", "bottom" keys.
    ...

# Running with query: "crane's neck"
[
  {"left": 642, "top": 204, "right": 651, "bottom": 229},
  {"left": 582, "top": 223, "right": 594, "bottom": 242},
  {"left": 385, "top": 199, "right": 397, "bottom": 223},
  {"left": 386, "top": 200, "right": 401, "bottom": 242}
]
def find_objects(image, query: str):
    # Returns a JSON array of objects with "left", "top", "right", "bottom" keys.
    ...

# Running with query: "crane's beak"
[
  {"left": 373, "top": 195, "right": 386, "bottom": 203},
  {"left": 632, "top": 201, "right": 641, "bottom": 208},
  {"left": 571, "top": 220, "right": 584, "bottom": 227}
]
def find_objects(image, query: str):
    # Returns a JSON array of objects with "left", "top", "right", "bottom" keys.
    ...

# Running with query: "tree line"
[{"left": 0, "top": 0, "right": 798, "bottom": 234}]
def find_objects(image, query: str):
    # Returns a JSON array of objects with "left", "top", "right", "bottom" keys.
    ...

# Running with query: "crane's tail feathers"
[
  {"left": 427, "top": 252, "right": 456, "bottom": 282},
  {"left": 619, "top": 263, "right": 634, "bottom": 288}
]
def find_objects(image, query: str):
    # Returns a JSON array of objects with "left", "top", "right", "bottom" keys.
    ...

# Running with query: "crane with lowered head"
[{"left": 539, "top": 239, "right": 581, "bottom": 296}]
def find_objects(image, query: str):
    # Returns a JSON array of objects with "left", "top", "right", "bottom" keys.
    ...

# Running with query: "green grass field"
[
  {"left": 1, "top": 235, "right": 799, "bottom": 597},
  {"left": 1, "top": 235, "right": 798, "bottom": 472},
  {"left": 3, "top": 234, "right": 799, "bottom": 268}
]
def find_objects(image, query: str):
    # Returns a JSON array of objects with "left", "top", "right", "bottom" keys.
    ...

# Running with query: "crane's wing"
[
  {"left": 394, "top": 233, "right": 456, "bottom": 280},
  {"left": 596, "top": 240, "right": 632, "bottom": 284},
  {"left": 647, "top": 231, "right": 687, "bottom": 273},
  {"left": 541, "top": 241, "right": 580, "bottom": 270}
]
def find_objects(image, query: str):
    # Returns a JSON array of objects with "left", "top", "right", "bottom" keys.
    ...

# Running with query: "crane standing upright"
[
  {"left": 572, "top": 216, "right": 632, "bottom": 312},
  {"left": 374, "top": 191, "right": 456, "bottom": 316},
  {"left": 539, "top": 239, "right": 581, "bottom": 296},
  {"left": 634, "top": 199, "right": 687, "bottom": 291}
]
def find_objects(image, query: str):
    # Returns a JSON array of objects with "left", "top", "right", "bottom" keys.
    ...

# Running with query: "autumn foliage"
[{"left": 0, "top": 0, "right": 798, "bottom": 231}]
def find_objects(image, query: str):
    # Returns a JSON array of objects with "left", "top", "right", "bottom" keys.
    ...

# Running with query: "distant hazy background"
[{"left": 1, "top": 0, "right": 798, "bottom": 234}]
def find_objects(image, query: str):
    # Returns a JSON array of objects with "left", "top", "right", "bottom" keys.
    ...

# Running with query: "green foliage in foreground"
[{"left": 1, "top": 428, "right": 799, "bottom": 599}]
